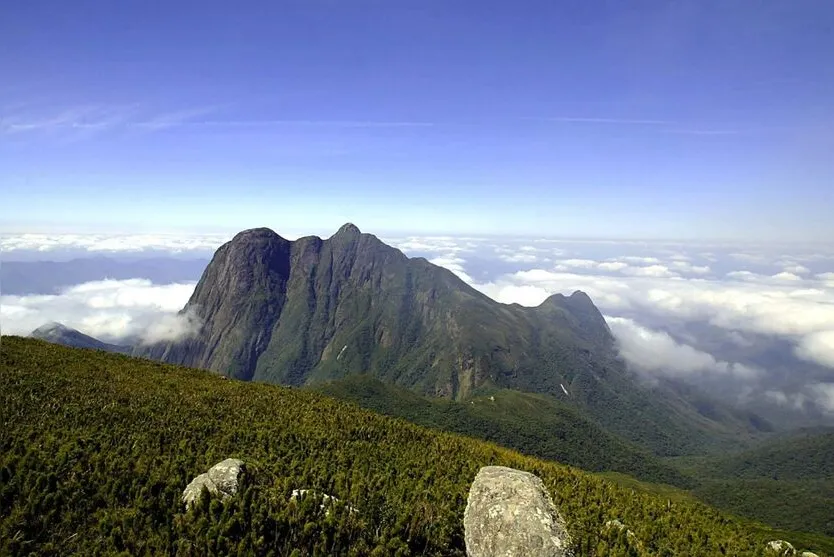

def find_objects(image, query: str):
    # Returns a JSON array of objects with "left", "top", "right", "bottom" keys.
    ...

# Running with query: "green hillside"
[
  {"left": 674, "top": 430, "right": 834, "bottom": 537},
  {"left": 313, "top": 375, "right": 693, "bottom": 488},
  {"left": 1, "top": 336, "right": 819, "bottom": 556},
  {"left": 140, "top": 225, "right": 768, "bottom": 459}
]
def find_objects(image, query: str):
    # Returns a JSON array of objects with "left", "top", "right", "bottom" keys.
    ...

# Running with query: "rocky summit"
[
  {"left": 137, "top": 224, "right": 765, "bottom": 456},
  {"left": 464, "top": 466, "right": 572, "bottom": 557}
]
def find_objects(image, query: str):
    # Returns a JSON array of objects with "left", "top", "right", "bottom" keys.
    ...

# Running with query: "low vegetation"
[{"left": 1, "top": 337, "right": 828, "bottom": 556}]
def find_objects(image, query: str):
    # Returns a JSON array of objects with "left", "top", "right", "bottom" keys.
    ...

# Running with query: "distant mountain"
[
  {"left": 139, "top": 224, "right": 768, "bottom": 456},
  {"left": 31, "top": 322, "right": 131, "bottom": 354}
]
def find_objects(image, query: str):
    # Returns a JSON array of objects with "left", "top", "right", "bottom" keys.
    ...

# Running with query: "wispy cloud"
[
  {"left": 545, "top": 116, "right": 674, "bottom": 125},
  {"left": 542, "top": 116, "right": 742, "bottom": 136},
  {"left": 130, "top": 106, "right": 223, "bottom": 131},
  {"left": 0, "top": 103, "right": 435, "bottom": 139},
  {"left": 664, "top": 128, "right": 742, "bottom": 136},
  {"left": 1, "top": 104, "right": 140, "bottom": 135},
  {"left": 182, "top": 119, "right": 435, "bottom": 128}
]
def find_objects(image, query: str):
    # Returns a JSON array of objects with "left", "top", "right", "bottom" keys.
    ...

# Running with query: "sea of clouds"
[{"left": 3, "top": 231, "right": 834, "bottom": 414}]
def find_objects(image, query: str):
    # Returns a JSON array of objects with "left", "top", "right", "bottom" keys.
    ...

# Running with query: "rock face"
[
  {"left": 182, "top": 458, "right": 244, "bottom": 509},
  {"left": 464, "top": 466, "right": 572, "bottom": 557},
  {"left": 137, "top": 224, "right": 617, "bottom": 402}
]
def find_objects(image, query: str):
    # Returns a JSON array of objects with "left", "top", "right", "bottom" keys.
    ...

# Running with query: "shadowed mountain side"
[{"left": 138, "top": 224, "right": 770, "bottom": 456}]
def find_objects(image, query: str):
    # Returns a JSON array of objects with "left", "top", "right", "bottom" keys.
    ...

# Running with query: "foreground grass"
[{"left": 1, "top": 337, "right": 828, "bottom": 556}]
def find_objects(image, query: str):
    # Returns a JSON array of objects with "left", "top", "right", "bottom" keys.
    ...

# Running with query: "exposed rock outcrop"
[
  {"left": 464, "top": 466, "right": 572, "bottom": 557},
  {"left": 182, "top": 458, "right": 245, "bottom": 509}
]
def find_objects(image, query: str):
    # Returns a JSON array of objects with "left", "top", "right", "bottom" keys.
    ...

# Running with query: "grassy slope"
[
  {"left": 1, "top": 336, "right": 820, "bottom": 556},
  {"left": 313, "top": 374, "right": 693, "bottom": 488}
]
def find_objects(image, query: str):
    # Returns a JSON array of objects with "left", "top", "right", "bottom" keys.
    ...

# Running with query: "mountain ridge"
[{"left": 138, "top": 223, "right": 769, "bottom": 456}]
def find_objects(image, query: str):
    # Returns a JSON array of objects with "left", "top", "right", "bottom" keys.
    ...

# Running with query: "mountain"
[
  {"left": 30, "top": 322, "right": 131, "bottom": 354},
  {"left": 4, "top": 336, "right": 829, "bottom": 556},
  {"left": 139, "top": 224, "right": 768, "bottom": 456}
]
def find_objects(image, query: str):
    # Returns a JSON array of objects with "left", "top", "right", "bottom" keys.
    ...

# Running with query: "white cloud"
[
  {"left": 606, "top": 316, "right": 758, "bottom": 379},
  {"left": 671, "top": 261, "right": 711, "bottom": 274},
  {"left": 783, "top": 264, "right": 811, "bottom": 275},
  {"left": 499, "top": 254, "right": 542, "bottom": 263},
  {"left": 771, "top": 271, "right": 803, "bottom": 281},
  {"left": 621, "top": 265, "right": 678, "bottom": 278},
  {"left": 616, "top": 256, "right": 662, "bottom": 264},
  {"left": 809, "top": 383, "right": 834, "bottom": 414},
  {"left": 763, "top": 390, "right": 807, "bottom": 410},
  {"left": 796, "top": 331, "right": 834, "bottom": 368},
  {"left": 1, "top": 279, "right": 198, "bottom": 342},
  {"left": 428, "top": 256, "right": 474, "bottom": 284},
  {"left": 389, "top": 236, "right": 470, "bottom": 254},
  {"left": 473, "top": 263, "right": 834, "bottom": 369},
  {"left": 0, "top": 233, "right": 231, "bottom": 253},
  {"left": 726, "top": 270, "right": 760, "bottom": 281},
  {"left": 598, "top": 261, "right": 629, "bottom": 271}
]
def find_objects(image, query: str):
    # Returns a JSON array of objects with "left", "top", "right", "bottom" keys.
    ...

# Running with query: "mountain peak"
[
  {"left": 230, "top": 227, "right": 283, "bottom": 244},
  {"left": 334, "top": 222, "right": 362, "bottom": 237},
  {"left": 569, "top": 290, "right": 593, "bottom": 304},
  {"left": 32, "top": 321, "right": 71, "bottom": 335}
]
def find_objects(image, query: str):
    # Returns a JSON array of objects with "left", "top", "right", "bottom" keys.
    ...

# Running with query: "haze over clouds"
[{"left": 0, "top": 232, "right": 232, "bottom": 254}]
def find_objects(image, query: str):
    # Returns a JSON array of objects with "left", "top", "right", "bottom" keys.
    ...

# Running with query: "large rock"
[
  {"left": 464, "top": 466, "right": 572, "bottom": 557},
  {"left": 767, "top": 540, "right": 796, "bottom": 555},
  {"left": 182, "top": 458, "right": 245, "bottom": 509}
]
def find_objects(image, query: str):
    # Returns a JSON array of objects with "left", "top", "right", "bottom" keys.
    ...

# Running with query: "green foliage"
[
  {"left": 673, "top": 431, "right": 834, "bottom": 538},
  {"left": 314, "top": 375, "right": 693, "bottom": 488},
  {"left": 1, "top": 337, "right": 826, "bottom": 556}
]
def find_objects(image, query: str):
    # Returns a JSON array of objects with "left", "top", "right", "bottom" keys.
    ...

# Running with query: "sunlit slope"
[{"left": 0, "top": 337, "right": 821, "bottom": 556}]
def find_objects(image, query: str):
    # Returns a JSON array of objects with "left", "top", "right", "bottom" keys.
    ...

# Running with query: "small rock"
[
  {"left": 182, "top": 458, "right": 245, "bottom": 509},
  {"left": 767, "top": 540, "right": 796, "bottom": 556},
  {"left": 464, "top": 466, "right": 572, "bottom": 557},
  {"left": 800, "top": 552, "right": 819, "bottom": 557}
]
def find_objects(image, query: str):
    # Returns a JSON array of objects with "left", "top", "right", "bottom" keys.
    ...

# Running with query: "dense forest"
[
  {"left": 1, "top": 337, "right": 829, "bottom": 556},
  {"left": 673, "top": 430, "right": 834, "bottom": 538}
]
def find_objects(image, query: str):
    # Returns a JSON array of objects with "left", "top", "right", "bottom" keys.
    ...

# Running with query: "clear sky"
[{"left": 1, "top": 0, "right": 832, "bottom": 240}]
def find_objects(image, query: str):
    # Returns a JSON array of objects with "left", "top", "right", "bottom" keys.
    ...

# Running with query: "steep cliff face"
[
  {"left": 142, "top": 227, "right": 291, "bottom": 380},
  {"left": 138, "top": 224, "right": 764, "bottom": 455},
  {"left": 139, "top": 224, "right": 617, "bottom": 398}
]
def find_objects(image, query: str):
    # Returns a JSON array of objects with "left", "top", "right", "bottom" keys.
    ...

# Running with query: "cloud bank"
[
  {"left": 0, "top": 233, "right": 231, "bottom": 254},
  {"left": 2, "top": 279, "right": 199, "bottom": 343},
  {"left": 606, "top": 316, "right": 758, "bottom": 380}
]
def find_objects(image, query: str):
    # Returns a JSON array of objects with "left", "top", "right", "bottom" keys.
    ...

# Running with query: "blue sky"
[{"left": 2, "top": 0, "right": 832, "bottom": 240}]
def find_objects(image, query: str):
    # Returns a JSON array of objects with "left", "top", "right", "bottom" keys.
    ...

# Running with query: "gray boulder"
[
  {"left": 464, "top": 466, "right": 572, "bottom": 557},
  {"left": 182, "top": 458, "right": 245, "bottom": 509},
  {"left": 766, "top": 540, "right": 797, "bottom": 555}
]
